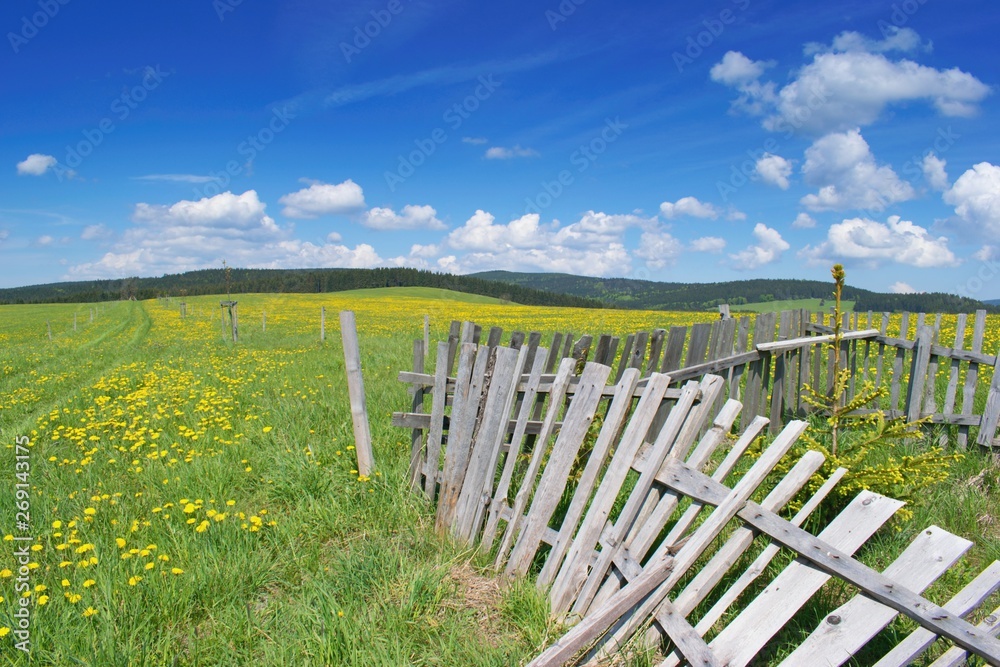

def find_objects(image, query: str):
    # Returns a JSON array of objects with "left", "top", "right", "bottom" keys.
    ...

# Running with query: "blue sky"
[{"left": 2, "top": 0, "right": 999, "bottom": 298}]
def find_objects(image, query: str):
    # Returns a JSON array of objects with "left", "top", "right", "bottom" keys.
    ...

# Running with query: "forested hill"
[
  {"left": 0, "top": 268, "right": 606, "bottom": 309},
  {"left": 987, "top": 299, "right": 1000, "bottom": 306},
  {"left": 472, "top": 271, "right": 999, "bottom": 314}
]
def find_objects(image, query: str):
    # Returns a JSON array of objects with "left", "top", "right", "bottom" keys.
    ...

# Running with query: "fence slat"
[
  {"left": 339, "top": 311, "right": 374, "bottom": 476},
  {"left": 421, "top": 342, "right": 451, "bottom": 500},
  {"left": 959, "top": 311, "right": 987, "bottom": 448}
]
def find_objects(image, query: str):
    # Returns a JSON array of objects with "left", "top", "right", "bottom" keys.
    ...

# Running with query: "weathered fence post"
[
  {"left": 320, "top": 306, "right": 326, "bottom": 342},
  {"left": 423, "top": 315, "right": 430, "bottom": 363},
  {"left": 262, "top": 310, "right": 266, "bottom": 332},
  {"left": 340, "top": 310, "right": 374, "bottom": 476},
  {"left": 977, "top": 352, "right": 1000, "bottom": 448},
  {"left": 46, "top": 321, "right": 52, "bottom": 341},
  {"left": 74, "top": 313, "right": 77, "bottom": 331},
  {"left": 905, "top": 325, "right": 933, "bottom": 423}
]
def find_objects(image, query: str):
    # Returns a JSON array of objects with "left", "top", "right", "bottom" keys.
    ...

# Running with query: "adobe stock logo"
[{"left": 7, "top": 0, "right": 72, "bottom": 53}]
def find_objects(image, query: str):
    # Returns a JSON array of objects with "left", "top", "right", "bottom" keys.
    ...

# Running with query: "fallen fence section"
[{"left": 392, "top": 322, "right": 1000, "bottom": 666}]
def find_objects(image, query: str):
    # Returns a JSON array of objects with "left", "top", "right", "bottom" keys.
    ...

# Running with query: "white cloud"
[
  {"left": 890, "top": 281, "right": 918, "bottom": 294},
  {"left": 712, "top": 34, "right": 990, "bottom": 135},
  {"left": 943, "top": 162, "right": 1000, "bottom": 238},
  {"left": 81, "top": 224, "right": 112, "bottom": 240},
  {"left": 443, "top": 209, "right": 652, "bottom": 276},
  {"left": 807, "top": 27, "right": 927, "bottom": 56},
  {"left": 634, "top": 229, "right": 683, "bottom": 270},
  {"left": 362, "top": 204, "right": 445, "bottom": 231},
  {"left": 484, "top": 145, "right": 540, "bottom": 160},
  {"left": 691, "top": 236, "right": 726, "bottom": 253},
  {"left": 974, "top": 245, "right": 998, "bottom": 262},
  {"left": 922, "top": 153, "right": 949, "bottom": 191},
  {"left": 730, "top": 223, "right": 789, "bottom": 270},
  {"left": 462, "top": 137, "right": 488, "bottom": 145},
  {"left": 792, "top": 212, "right": 817, "bottom": 229},
  {"left": 710, "top": 51, "right": 774, "bottom": 85},
  {"left": 660, "top": 196, "right": 719, "bottom": 219},
  {"left": 326, "top": 231, "right": 342, "bottom": 242},
  {"left": 726, "top": 207, "right": 747, "bottom": 221},
  {"left": 0, "top": 230, "right": 8, "bottom": 243},
  {"left": 37, "top": 235, "right": 54, "bottom": 246},
  {"left": 800, "top": 129, "right": 914, "bottom": 212},
  {"left": 279, "top": 179, "right": 365, "bottom": 218},
  {"left": 17, "top": 154, "right": 57, "bottom": 176},
  {"left": 755, "top": 153, "right": 793, "bottom": 189},
  {"left": 800, "top": 215, "right": 957, "bottom": 268},
  {"left": 410, "top": 243, "right": 439, "bottom": 258},
  {"left": 67, "top": 190, "right": 382, "bottom": 279},
  {"left": 133, "top": 174, "right": 219, "bottom": 184}
]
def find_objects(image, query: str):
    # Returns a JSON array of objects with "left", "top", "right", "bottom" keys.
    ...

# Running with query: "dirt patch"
[{"left": 445, "top": 562, "right": 505, "bottom": 646}]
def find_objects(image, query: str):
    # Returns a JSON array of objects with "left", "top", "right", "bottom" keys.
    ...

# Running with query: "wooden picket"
[{"left": 389, "top": 315, "right": 1000, "bottom": 666}]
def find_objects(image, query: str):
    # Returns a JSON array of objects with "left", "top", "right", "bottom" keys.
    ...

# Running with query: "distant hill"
[
  {"left": 472, "top": 271, "right": 999, "bottom": 314},
  {"left": 986, "top": 299, "right": 1000, "bottom": 306},
  {"left": 0, "top": 268, "right": 606, "bottom": 309}
]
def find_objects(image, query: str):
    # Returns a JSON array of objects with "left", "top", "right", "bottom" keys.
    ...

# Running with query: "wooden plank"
[
  {"left": 527, "top": 550, "right": 679, "bottom": 667},
  {"left": 548, "top": 370, "right": 669, "bottom": 614},
  {"left": 486, "top": 326, "right": 503, "bottom": 348},
  {"left": 875, "top": 312, "right": 889, "bottom": 386},
  {"left": 339, "top": 311, "right": 374, "bottom": 476},
  {"left": 572, "top": 334, "right": 594, "bottom": 365},
  {"left": 927, "top": 603, "right": 1000, "bottom": 667},
  {"left": 421, "top": 342, "right": 451, "bottom": 501},
  {"left": 873, "top": 560, "right": 1000, "bottom": 667},
  {"left": 685, "top": 467, "right": 847, "bottom": 651},
  {"left": 481, "top": 353, "right": 549, "bottom": 551},
  {"left": 629, "top": 331, "right": 649, "bottom": 370},
  {"left": 505, "top": 362, "right": 613, "bottom": 578},
  {"left": 978, "top": 352, "right": 1000, "bottom": 447},
  {"left": 647, "top": 328, "right": 667, "bottom": 376},
  {"left": 495, "top": 358, "right": 577, "bottom": 569},
  {"left": 779, "top": 525, "right": 972, "bottom": 667},
  {"left": 738, "top": 501, "right": 1000, "bottom": 665},
  {"left": 446, "top": 320, "right": 461, "bottom": 374},
  {"left": 942, "top": 314, "right": 967, "bottom": 416},
  {"left": 707, "top": 491, "right": 905, "bottom": 667},
  {"left": 730, "top": 317, "right": 752, "bottom": 402},
  {"left": 523, "top": 332, "right": 543, "bottom": 372},
  {"left": 615, "top": 334, "right": 635, "bottom": 383},
  {"left": 509, "top": 331, "right": 525, "bottom": 350},
  {"left": 686, "top": 323, "right": 712, "bottom": 367},
  {"left": 536, "top": 369, "right": 642, "bottom": 590},
  {"left": 568, "top": 379, "right": 700, "bottom": 617},
  {"left": 959, "top": 311, "right": 987, "bottom": 448},
  {"left": 593, "top": 421, "right": 810, "bottom": 660},
  {"left": 436, "top": 344, "right": 485, "bottom": 531},
  {"left": 561, "top": 333, "right": 574, "bottom": 361},
  {"left": 660, "top": 326, "right": 687, "bottom": 373},
  {"left": 906, "top": 325, "right": 934, "bottom": 422},
  {"left": 594, "top": 334, "right": 612, "bottom": 366},
  {"left": 545, "top": 332, "right": 563, "bottom": 373},
  {"left": 452, "top": 346, "right": 524, "bottom": 543},
  {"left": 756, "top": 328, "right": 880, "bottom": 353}
]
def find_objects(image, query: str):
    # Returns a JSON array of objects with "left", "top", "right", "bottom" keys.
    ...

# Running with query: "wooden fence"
[
  {"left": 395, "top": 309, "right": 1000, "bottom": 449},
  {"left": 392, "top": 332, "right": 1000, "bottom": 665}
]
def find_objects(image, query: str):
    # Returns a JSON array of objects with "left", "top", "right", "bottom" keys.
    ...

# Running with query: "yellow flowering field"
[{"left": 0, "top": 291, "right": 997, "bottom": 665}]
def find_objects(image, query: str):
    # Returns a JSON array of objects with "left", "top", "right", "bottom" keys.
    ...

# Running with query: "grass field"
[{"left": 0, "top": 293, "right": 998, "bottom": 666}]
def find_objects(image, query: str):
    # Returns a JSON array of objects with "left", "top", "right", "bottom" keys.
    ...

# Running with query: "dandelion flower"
[
  {"left": 83, "top": 579, "right": 95, "bottom": 588},
  {"left": 171, "top": 568, "right": 184, "bottom": 575},
  {"left": 82, "top": 607, "right": 98, "bottom": 617}
]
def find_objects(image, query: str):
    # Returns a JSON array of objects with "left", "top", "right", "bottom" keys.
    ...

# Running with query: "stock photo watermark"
[
  {"left": 193, "top": 106, "right": 296, "bottom": 199},
  {"left": 7, "top": 0, "right": 71, "bottom": 53},
  {"left": 53, "top": 66, "right": 170, "bottom": 181},
  {"left": 673, "top": 0, "right": 752, "bottom": 73},
  {"left": 213, "top": 0, "right": 245, "bottom": 22},
  {"left": 341, "top": 0, "right": 409, "bottom": 62},
  {"left": 523, "top": 117, "right": 627, "bottom": 215},
  {"left": 545, "top": 0, "right": 587, "bottom": 31},
  {"left": 877, "top": 0, "right": 930, "bottom": 37},
  {"left": 383, "top": 75, "right": 501, "bottom": 192},
  {"left": 9, "top": 435, "right": 33, "bottom": 653},
  {"left": 955, "top": 254, "right": 1000, "bottom": 300}
]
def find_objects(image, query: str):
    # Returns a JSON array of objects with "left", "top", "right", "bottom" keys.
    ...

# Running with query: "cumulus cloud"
[
  {"left": 279, "top": 179, "right": 366, "bottom": 218},
  {"left": 442, "top": 209, "right": 652, "bottom": 276},
  {"left": 17, "top": 154, "right": 57, "bottom": 176},
  {"left": 484, "top": 145, "right": 540, "bottom": 160},
  {"left": 800, "top": 215, "right": 957, "bottom": 268},
  {"left": 410, "top": 243, "right": 439, "bottom": 258},
  {"left": 362, "top": 204, "right": 445, "bottom": 231},
  {"left": 711, "top": 32, "right": 990, "bottom": 135},
  {"left": 922, "top": 153, "right": 949, "bottom": 191},
  {"left": 37, "top": 235, "right": 54, "bottom": 246},
  {"left": 792, "top": 212, "right": 817, "bottom": 229},
  {"left": 660, "top": 196, "right": 719, "bottom": 219},
  {"left": 66, "top": 190, "right": 383, "bottom": 279},
  {"left": 755, "top": 153, "right": 793, "bottom": 189},
  {"left": 890, "top": 281, "right": 918, "bottom": 294},
  {"left": 943, "top": 162, "right": 1000, "bottom": 238},
  {"left": 81, "top": 224, "right": 112, "bottom": 240},
  {"left": 800, "top": 129, "right": 914, "bottom": 212},
  {"left": 730, "top": 223, "right": 789, "bottom": 270},
  {"left": 710, "top": 51, "right": 774, "bottom": 86},
  {"left": 974, "top": 245, "right": 998, "bottom": 262},
  {"left": 634, "top": 229, "right": 683, "bottom": 270},
  {"left": 691, "top": 236, "right": 726, "bottom": 253}
]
